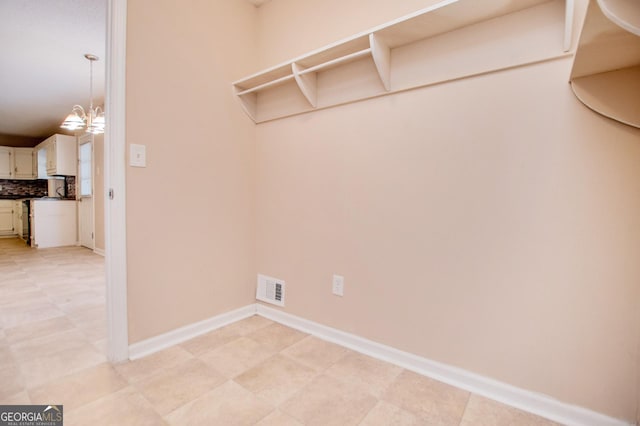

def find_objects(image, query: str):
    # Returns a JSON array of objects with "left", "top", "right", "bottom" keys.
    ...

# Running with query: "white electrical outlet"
[{"left": 332, "top": 274, "right": 344, "bottom": 296}]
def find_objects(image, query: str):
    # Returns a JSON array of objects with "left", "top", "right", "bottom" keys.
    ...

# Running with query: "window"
[{"left": 79, "top": 142, "right": 92, "bottom": 197}]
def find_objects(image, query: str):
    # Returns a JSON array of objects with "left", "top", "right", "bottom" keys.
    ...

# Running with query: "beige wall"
[
  {"left": 121, "top": 0, "right": 640, "bottom": 420},
  {"left": 254, "top": 0, "right": 640, "bottom": 421},
  {"left": 93, "top": 134, "right": 104, "bottom": 252},
  {"left": 125, "top": 0, "right": 258, "bottom": 342},
  {"left": 255, "top": 0, "right": 437, "bottom": 68}
]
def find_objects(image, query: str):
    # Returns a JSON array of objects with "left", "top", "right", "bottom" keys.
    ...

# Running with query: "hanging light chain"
[{"left": 61, "top": 54, "right": 104, "bottom": 134}]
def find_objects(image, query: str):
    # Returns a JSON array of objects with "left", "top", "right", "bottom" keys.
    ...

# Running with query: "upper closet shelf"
[
  {"left": 233, "top": 0, "right": 575, "bottom": 123},
  {"left": 569, "top": 0, "right": 640, "bottom": 128}
]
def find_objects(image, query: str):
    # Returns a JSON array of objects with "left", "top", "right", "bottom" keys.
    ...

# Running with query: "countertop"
[
  {"left": 0, "top": 195, "right": 33, "bottom": 200},
  {"left": 0, "top": 196, "right": 76, "bottom": 201}
]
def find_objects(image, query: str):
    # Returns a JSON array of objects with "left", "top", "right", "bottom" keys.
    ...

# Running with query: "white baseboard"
[
  {"left": 125, "top": 303, "right": 630, "bottom": 426},
  {"left": 93, "top": 247, "right": 105, "bottom": 256},
  {"left": 128, "top": 304, "right": 256, "bottom": 360},
  {"left": 255, "top": 304, "right": 631, "bottom": 426}
]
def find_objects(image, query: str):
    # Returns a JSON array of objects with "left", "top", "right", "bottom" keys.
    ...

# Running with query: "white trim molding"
[
  {"left": 256, "top": 305, "right": 631, "bottom": 426},
  {"left": 124, "top": 303, "right": 631, "bottom": 425},
  {"left": 564, "top": 0, "right": 575, "bottom": 52},
  {"left": 93, "top": 247, "right": 105, "bottom": 257},
  {"left": 128, "top": 305, "right": 257, "bottom": 360},
  {"left": 105, "top": 0, "right": 129, "bottom": 363}
]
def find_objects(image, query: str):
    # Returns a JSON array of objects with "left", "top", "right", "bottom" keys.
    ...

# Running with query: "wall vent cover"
[{"left": 256, "top": 274, "right": 285, "bottom": 307}]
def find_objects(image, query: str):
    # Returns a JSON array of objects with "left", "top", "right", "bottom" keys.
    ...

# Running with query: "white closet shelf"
[
  {"left": 570, "top": 0, "right": 640, "bottom": 128},
  {"left": 236, "top": 74, "right": 295, "bottom": 96},
  {"left": 299, "top": 48, "right": 372, "bottom": 75},
  {"left": 597, "top": 0, "right": 640, "bottom": 36},
  {"left": 233, "top": 0, "right": 574, "bottom": 123}
]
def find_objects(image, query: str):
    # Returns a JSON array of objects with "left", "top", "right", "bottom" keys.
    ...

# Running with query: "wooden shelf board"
[
  {"left": 233, "top": 0, "right": 554, "bottom": 89},
  {"left": 295, "top": 36, "right": 370, "bottom": 69},
  {"left": 571, "top": 0, "right": 640, "bottom": 78},
  {"left": 299, "top": 48, "right": 371, "bottom": 75},
  {"left": 236, "top": 74, "right": 295, "bottom": 96},
  {"left": 373, "top": 0, "right": 553, "bottom": 48},
  {"left": 571, "top": 65, "right": 640, "bottom": 128},
  {"left": 234, "top": 0, "right": 569, "bottom": 123},
  {"left": 392, "top": 0, "right": 566, "bottom": 91},
  {"left": 251, "top": 54, "right": 570, "bottom": 124},
  {"left": 597, "top": 0, "right": 640, "bottom": 36},
  {"left": 233, "top": 65, "right": 291, "bottom": 91}
]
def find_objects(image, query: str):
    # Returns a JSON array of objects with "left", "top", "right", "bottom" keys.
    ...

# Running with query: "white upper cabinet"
[
  {"left": 0, "top": 147, "right": 37, "bottom": 180},
  {"left": 13, "top": 148, "right": 36, "bottom": 179},
  {"left": 233, "top": 0, "right": 574, "bottom": 123},
  {"left": 0, "top": 147, "right": 12, "bottom": 179},
  {"left": 37, "top": 134, "right": 77, "bottom": 177}
]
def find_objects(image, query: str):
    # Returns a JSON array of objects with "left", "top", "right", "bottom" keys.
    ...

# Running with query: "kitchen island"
[
  {"left": 30, "top": 198, "right": 77, "bottom": 248},
  {"left": 0, "top": 196, "right": 77, "bottom": 248}
]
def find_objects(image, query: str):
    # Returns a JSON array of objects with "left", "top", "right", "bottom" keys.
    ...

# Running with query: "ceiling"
[
  {"left": 0, "top": 0, "right": 271, "bottom": 143},
  {"left": 0, "top": 0, "right": 106, "bottom": 140}
]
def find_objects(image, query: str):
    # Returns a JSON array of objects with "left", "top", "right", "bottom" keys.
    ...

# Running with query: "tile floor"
[{"left": 0, "top": 237, "right": 561, "bottom": 425}]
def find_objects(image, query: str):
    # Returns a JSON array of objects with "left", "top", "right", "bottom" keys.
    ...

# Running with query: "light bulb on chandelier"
[{"left": 60, "top": 54, "right": 105, "bottom": 135}]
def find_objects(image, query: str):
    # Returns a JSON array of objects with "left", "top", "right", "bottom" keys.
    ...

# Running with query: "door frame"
[
  {"left": 105, "top": 0, "right": 128, "bottom": 362},
  {"left": 77, "top": 134, "right": 95, "bottom": 250}
]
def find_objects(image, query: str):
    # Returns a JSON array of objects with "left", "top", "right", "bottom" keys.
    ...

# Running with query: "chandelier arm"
[{"left": 71, "top": 105, "right": 87, "bottom": 119}]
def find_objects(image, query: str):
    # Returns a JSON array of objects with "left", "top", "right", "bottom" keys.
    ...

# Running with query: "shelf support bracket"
[
  {"left": 234, "top": 87, "right": 258, "bottom": 122},
  {"left": 370, "top": 33, "right": 391, "bottom": 91},
  {"left": 292, "top": 63, "right": 318, "bottom": 108}
]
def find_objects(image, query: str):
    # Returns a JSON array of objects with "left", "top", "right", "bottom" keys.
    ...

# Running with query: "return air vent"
[{"left": 256, "top": 274, "right": 285, "bottom": 307}]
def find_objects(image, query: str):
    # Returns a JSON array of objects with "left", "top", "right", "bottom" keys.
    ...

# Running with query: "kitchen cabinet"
[
  {"left": 13, "top": 201, "right": 22, "bottom": 238},
  {"left": 0, "top": 147, "right": 37, "bottom": 180},
  {"left": 32, "top": 200, "right": 77, "bottom": 248},
  {"left": 36, "top": 134, "right": 77, "bottom": 176},
  {"left": 36, "top": 146, "right": 50, "bottom": 179},
  {"left": 0, "top": 146, "right": 13, "bottom": 179},
  {"left": 13, "top": 148, "right": 36, "bottom": 179},
  {"left": 0, "top": 200, "right": 14, "bottom": 235}
]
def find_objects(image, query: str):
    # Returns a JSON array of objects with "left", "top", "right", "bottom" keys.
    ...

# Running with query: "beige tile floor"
[{"left": 0, "top": 237, "right": 562, "bottom": 425}]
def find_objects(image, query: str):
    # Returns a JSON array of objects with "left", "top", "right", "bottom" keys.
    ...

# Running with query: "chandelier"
[{"left": 60, "top": 54, "right": 105, "bottom": 134}]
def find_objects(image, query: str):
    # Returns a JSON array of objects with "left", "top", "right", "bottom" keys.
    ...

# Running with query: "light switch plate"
[
  {"left": 130, "top": 144, "right": 146, "bottom": 167},
  {"left": 332, "top": 274, "right": 344, "bottom": 296}
]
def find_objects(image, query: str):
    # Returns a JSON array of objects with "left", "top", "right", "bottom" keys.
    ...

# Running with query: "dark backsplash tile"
[
  {"left": 0, "top": 179, "right": 47, "bottom": 198},
  {"left": 65, "top": 176, "right": 76, "bottom": 198},
  {"left": 0, "top": 177, "right": 76, "bottom": 199}
]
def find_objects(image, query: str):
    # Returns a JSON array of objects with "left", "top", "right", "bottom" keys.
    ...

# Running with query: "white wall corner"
[{"left": 128, "top": 305, "right": 257, "bottom": 360}]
